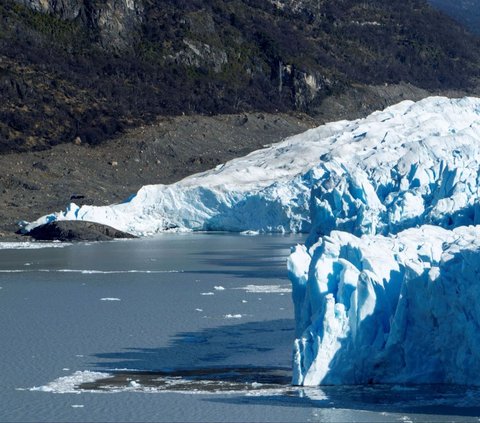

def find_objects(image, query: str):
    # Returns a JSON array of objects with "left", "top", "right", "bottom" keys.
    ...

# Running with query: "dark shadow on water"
[
  {"left": 90, "top": 318, "right": 295, "bottom": 372},
  {"left": 85, "top": 318, "right": 294, "bottom": 392}
]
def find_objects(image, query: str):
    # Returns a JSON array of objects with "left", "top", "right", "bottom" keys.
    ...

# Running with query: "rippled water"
[{"left": 1, "top": 234, "right": 479, "bottom": 422}]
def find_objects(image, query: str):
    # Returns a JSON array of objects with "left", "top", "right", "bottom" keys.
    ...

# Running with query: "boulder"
[{"left": 27, "top": 220, "right": 136, "bottom": 241}]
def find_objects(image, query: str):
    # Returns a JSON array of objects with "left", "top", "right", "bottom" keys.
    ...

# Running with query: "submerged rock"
[{"left": 27, "top": 221, "right": 136, "bottom": 241}]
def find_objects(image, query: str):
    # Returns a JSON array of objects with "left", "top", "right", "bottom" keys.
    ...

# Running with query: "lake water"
[{"left": 1, "top": 234, "right": 480, "bottom": 422}]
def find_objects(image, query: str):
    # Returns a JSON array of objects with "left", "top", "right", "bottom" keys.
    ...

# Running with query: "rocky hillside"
[
  {"left": 1, "top": 0, "right": 480, "bottom": 153},
  {"left": 428, "top": 0, "right": 480, "bottom": 35}
]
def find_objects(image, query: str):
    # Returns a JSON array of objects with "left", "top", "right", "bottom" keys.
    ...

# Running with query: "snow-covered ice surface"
[
  {"left": 302, "top": 96, "right": 480, "bottom": 241},
  {"left": 23, "top": 97, "right": 480, "bottom": 237}
]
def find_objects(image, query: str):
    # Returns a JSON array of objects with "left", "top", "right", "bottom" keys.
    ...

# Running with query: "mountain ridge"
[
  {"left": 427, "top": 0, "right": 480, "bottom": 35},
  {"left": 1, "top": 0, "right": 480, "bottom": 153}
]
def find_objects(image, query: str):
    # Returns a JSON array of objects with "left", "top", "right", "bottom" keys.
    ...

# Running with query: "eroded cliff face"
[
  {"left": 14, "top": 0, "right": 83, "bottom": 20},
  {"left": 92, "top": 0, "right": 144, "bottom": 48},
  {"left": 13, "top": 0, "right": 144, "bottom": 48}
]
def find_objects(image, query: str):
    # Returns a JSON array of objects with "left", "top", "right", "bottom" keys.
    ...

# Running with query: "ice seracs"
[
  {"left": 22, "top": 97, "right": 480, "bottom": 237},
  {"left": 289, "top": 225, "right": 480, "bottom": 386}
]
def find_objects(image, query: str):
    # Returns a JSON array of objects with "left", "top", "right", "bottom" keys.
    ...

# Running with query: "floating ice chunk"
[
  {"left": 224, "top": 314, "right": 242, "bottom": 319},
  {"left": 30, "top": 371, "right": 110, "bottom": 393},
  {"left": 100, "top": 298, "right": 121, "bottom": 301},
  {"left": 129, "top": 381, "right": 141, "bottom": 388},
  {"left": 235, "top": 285, "right": 292, "bottom": 294},
  {"left": 214, "top": 286, "right": 225, "bottom": 291},
  {"left": 240, "top": 230, "right": 260, "bottom": 236}
]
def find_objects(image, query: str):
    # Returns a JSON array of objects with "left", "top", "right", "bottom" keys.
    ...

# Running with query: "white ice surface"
[
  {"left": 23, "top": 97, "right": 480, "bottom": 237},
  {"left": 30, "top": 371, "right": 111, "bottom": 393},
  {"left": 235, "top": 285, "right": 292, "bottom": 294}
]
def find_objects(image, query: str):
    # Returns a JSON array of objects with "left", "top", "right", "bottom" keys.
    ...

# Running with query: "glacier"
[
  {"left": 283, "top": 97, "right": 480, "bottom": 386},
  {"left": 22, "top": 96, "right": 480, "bottom": 237},
  {"left": 21, "top": 96, "right": 480, "bottom": 386}
]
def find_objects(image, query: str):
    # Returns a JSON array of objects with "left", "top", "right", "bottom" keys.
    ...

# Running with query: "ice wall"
[
  {"left": 289, "top": 225, "right": 480, "bottom": 386},
  {"left": 288, "top": 96, "right": 480, "bottom": 386}
]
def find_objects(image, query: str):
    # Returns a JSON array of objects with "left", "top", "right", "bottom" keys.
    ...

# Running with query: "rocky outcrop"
[
  {"left": 27, "top": 221, "right": 137, "bottom": 241},
  {"left": 12, "top": 0, "right": 144, "bottom": 48},
  {"left": 14, "top": 0, "right": 83, "bottom": 20},
  {"left": 90, "top": 0, "right": 144, "bottom": 49},
  {"left": 278, "top": 64, "right": 332, "bottom": 111},
  {"left": 171, "top": 39, "right": 228, "bottom": 73}
]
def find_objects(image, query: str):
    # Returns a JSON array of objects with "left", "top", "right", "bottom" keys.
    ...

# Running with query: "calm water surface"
[{"left": 0, "top": 234, "right": 479, "bottom": 422}]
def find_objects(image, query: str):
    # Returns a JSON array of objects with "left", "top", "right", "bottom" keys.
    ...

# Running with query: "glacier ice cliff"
[
  {"left": 22, "top": 96, "right": 480, "bottom": 237},
  {"left": 289, "top": 225, "right": 480, "bottom": 386}
]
